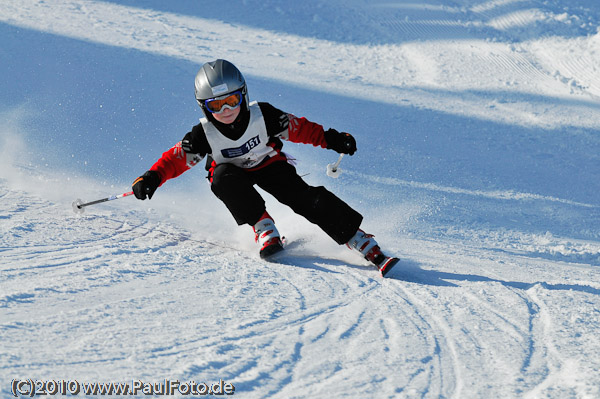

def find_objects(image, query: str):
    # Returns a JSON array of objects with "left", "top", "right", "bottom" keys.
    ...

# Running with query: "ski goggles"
[{"left": 203, "top": 91, "right": 243, "bottom": 114}]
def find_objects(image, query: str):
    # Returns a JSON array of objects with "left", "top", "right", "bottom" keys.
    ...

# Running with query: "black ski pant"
[{"left": 210, "top": 161, "right": 362, "bottom": 245}]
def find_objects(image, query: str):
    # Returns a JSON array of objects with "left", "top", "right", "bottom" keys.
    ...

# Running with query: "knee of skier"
[{"left": 211, "top": 164, "right": 244, "bottom": 193}]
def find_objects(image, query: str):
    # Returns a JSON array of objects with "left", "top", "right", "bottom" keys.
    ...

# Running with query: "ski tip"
[{"left": 379, "top": 257, "right": 400, "bottom": 278}]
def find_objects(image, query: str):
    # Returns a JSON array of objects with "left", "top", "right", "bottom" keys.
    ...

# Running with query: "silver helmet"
[{"left": 194, "top": 59, "right": 249, "bottom": 114}]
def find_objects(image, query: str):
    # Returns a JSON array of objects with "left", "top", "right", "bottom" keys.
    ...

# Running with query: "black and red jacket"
[{"left": 148, "top": 102, "right": 329, "bottom": 185}]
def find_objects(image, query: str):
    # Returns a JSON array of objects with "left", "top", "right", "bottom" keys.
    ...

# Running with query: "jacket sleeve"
[
  {"left": 149, "top": 141, "right": 194, "bottom": 186},
  {"left": 259, "top": 102, "right": 328, "bottom": 148},
  {"left": 148, "top": 123, "right": 209, "bottom": 185},
  {"left": 285, "top": 114, "right": 328, "bottom": 148}
]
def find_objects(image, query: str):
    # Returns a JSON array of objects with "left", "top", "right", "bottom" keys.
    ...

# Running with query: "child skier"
[{"left": 132, "top": 59, "right": 398, "bottom": 276}]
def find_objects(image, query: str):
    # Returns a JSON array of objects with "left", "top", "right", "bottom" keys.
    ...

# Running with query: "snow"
[{"left": 1, "top": 0, "right": 600, "bottom": 397}]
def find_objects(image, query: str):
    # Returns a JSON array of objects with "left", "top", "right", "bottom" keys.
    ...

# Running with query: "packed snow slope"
[{"left": 1, "top": 0, "right": 600, "bottom": 398}]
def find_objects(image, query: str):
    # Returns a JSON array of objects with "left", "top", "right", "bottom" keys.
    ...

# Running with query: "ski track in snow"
[
  {"left": 2, "top": 174, "right": 600, "bottom": 398},
  {"left": 2, "top": 0, "right": 600, "bottom": 398}
]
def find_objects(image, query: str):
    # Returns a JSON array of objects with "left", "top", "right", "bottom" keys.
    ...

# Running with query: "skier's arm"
[
  {"left": 259, "top": 102, "right": 356, "bottom": 154},
  {"left": 149, "top": 125, "right": 209, "bottom": 184},
  {"left": 149, "top": 141, "right": 196, "bottom": 184},
  {"left": 285, "top": 115, "right": 357, "bottom": 154},
  {"left": 132, "top": 126, "right": 209, "bottom": 200},
  {"left": 131, "top": 143, "right": 190, "bottom": 201},
  {"left": 284, "top": 114, "right": 329, "bottom": 147}
]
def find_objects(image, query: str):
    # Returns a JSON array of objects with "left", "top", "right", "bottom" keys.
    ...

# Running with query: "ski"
[
  {"left": 265, "top": 237, "right": 400, "bottom": 277},
  {"left": 259, "top": 240, "right": 285, "bottom": 259},
  {"left": 377, "top": 256, "right": 400, "bottom": 278}
]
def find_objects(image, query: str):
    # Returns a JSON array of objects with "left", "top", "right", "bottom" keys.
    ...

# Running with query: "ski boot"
[
  {"left": 346, "top": 229, "right": 399, "bottom": 277},
  {"left": 253, "top": 212, "right": 284, "bottom": 259}
]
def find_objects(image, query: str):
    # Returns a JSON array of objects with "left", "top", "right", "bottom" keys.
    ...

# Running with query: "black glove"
[
  {"left": 324, "top": 129, "right": 357, "bottom": 155},
  {"left": 132, "top": 170, "right": 161, "bottom": 200}
]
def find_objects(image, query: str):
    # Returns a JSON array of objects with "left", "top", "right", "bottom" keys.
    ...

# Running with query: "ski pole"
[
  {"left": 326, "top": 154, "right": 344, "bottom": 178},
  {"left": 72, "top": 191, "right": 134, "bottom": 214}
]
